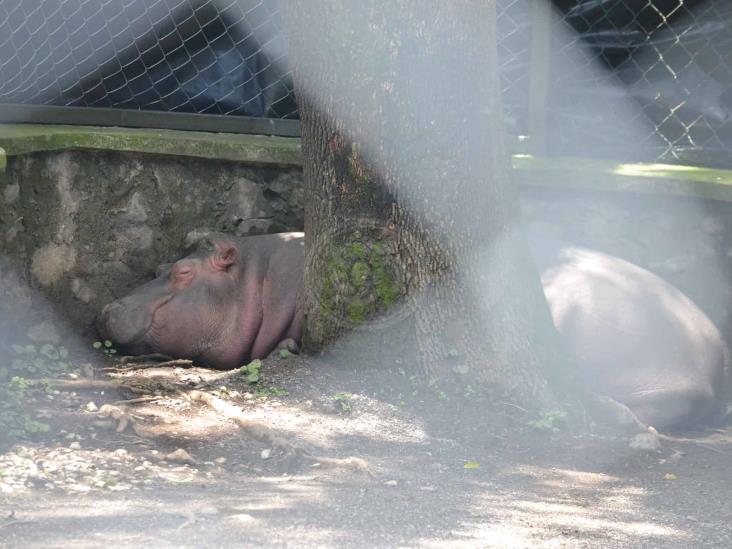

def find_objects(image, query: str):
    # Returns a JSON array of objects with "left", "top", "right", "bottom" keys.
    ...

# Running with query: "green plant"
[
  {"left": 0, "top": 376, "right": 50, "bottom": 441},
  {"left": 11, "top": 343, "right": 73, "bottom": 376},
  {"left": 92, "top": 340, "right": 117, "bottom": 357},
  {"left": 255, "top": 386, "right": 289, "bottom": 398},
  {"left": 528, "top": 410, "right": 568, "bottom": 431},
  {"left": 278, "top": 349, "right": 291, "bottom": 359},
  {"left": 332, "top": 392, "right": 353, "bottom": 412},
  {"left": 239, "top": 359, "right": 262, "bottom": 384}
]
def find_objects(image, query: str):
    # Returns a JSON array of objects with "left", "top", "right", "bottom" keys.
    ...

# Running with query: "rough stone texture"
[{"left": 0, "top": 150, "right": 304, "bottom": 338}]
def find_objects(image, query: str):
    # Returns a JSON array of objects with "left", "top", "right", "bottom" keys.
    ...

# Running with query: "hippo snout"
[{"left": 97, "top": 298, "right": 153, "bottom": 348}]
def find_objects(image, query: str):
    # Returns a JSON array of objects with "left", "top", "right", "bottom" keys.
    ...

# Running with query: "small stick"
[
  {"left": 120, "top": 353, "right": 175, "bottom": 364},
  {"left": 114, "top": 396, "right": 165, "bottom": 405},
  {"left": 106, "top": 359, "right": 194, "bottom": 372},
  {"left": 497, "top": 401, "right": 529, "bottom": 414}
]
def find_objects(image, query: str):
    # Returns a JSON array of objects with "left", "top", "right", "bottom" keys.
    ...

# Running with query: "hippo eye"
[{"left": 172, "top": 266, "right": 194, "bottom": 286}]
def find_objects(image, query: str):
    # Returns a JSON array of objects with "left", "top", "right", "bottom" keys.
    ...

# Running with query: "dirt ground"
[{"left": 1, "top": 352, "right": 731, "bottom": 549}]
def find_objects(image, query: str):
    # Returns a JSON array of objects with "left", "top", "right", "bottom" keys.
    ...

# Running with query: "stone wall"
[
  {"left": 0, "top": 146, "right": 730, "bottom": 349},
  {"left": 0, "top": 149, "right": 304, "bottom": 340}
]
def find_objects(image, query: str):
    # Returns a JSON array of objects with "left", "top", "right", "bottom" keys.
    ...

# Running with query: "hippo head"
[{"left": 97, "top": 235, "right": 246, "bottom": 369}]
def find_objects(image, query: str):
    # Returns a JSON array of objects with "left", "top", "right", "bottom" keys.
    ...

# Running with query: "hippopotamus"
[
  {"left": 97, "top": 232, "right": 304, "bottom": 370},
  {"left": 531, "top": 238, "right": 729, "bottom": 428},
  {"left": 98, "top": 231, "right": 728, "bottom": 427}
]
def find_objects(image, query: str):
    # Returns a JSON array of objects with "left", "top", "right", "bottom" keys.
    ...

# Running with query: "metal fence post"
[{"left": 527, "top": 0, "right": 552, "bottom": 157}]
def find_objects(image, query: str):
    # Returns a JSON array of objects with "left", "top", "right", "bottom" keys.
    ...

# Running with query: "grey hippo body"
[
  {"left": 531, "top": 238, "right": 729, "bottom": 428},
  {"left": 98, "top": 232, "right": 729, "bottom": 427},
  {"left": 98, "top": 232, "right": 304, "bottom": 370}
]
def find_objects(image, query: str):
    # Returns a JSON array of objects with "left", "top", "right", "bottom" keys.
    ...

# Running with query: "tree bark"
[{"left": 285, "top": 1, "right": 571, "bottom": 409}]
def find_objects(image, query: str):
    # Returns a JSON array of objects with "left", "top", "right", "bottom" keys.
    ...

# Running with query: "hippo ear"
[{"left": 213, "top": 244, "right": 237, "bottom": 270}]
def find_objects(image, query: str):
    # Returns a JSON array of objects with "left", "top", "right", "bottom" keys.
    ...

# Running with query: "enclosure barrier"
[{"left": 1, "top": 1, "right": 731, "bottom": 166}]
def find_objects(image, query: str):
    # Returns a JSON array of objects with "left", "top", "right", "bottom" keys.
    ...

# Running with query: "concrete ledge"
[
  {"left": 0, "top": 146, "right": 5, "bottom": 171},
  {"left": 512, "top": 155, "right": 732, "bottom": 202},
  {"left": 0, "top": 124, "right": 301, "bottom": 167},
  {"left": 2, "top": 124, "right": 732, "bottom": 202}
]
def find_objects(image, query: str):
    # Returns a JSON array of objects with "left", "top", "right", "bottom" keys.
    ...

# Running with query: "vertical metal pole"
[{"left": 528, "top": 0, "right": 552, "bottom": 156}]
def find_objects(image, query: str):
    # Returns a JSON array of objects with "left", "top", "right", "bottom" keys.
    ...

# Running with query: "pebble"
[
  {"left": 629, "top": 432, "right": 661, "bottom": 451},
  {"left": 260, "top": 449, "right": 272, "bottom": 460},
  {"left": 69, "top": 442, "right": 81, "bottom": 450},
  {"left": 165, "top": 449, "right": 196, "bottom": 465}
]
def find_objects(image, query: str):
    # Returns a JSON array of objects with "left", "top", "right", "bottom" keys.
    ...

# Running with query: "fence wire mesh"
[
  {"left": 0, "top": 0, "right": 297, "bottom": 118},
  {"left": 0, "top": 1, "right": 731, "bottom": 166}
]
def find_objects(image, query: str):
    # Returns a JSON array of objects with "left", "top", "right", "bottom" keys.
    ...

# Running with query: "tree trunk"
[{"left": 285, "top": 1, "right": 571, "bottom": 409}]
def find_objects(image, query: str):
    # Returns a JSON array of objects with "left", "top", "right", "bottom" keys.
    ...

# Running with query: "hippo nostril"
[{"left": 97, "top": 299, "right": 153, "bottom": 346}]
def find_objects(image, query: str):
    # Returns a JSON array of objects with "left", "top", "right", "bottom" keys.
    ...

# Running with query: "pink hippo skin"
[
  {"left": 98, "top": 232, "right": 304, "bottom": 369},
  {"left": 531, "top": 238, "right": 729, "bottom": 428}
]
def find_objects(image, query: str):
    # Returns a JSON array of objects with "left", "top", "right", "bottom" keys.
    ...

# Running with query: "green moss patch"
[
  {"left": 316, "top": 236, "right": 402, "bottom": 330},
  {"left": 0, "top": 124, "right": 301, "bottom": 167}
]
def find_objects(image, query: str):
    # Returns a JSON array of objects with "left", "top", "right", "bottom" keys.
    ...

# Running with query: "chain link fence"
[
  {"left": 0, "top": 1, "right": 731, "bottom": 166},
  {"left": 0, "top": 0, "right": 296, "bottom": 118}
]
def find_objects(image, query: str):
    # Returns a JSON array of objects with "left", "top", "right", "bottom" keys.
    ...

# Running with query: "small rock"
[
  {"left": 260, "top": 449, "right": 272, "bottom": 460},
  {"left": 85, "top": 402, "right": 98, "bottom": 412},
  {"left": 199, "top": 505, "right": 219, "bottom": 515},
  {"left": 112, "top": 449, "right": 128, "bottom": 457},
  {"left": 668, "top": 449, "right": 685, "bottom": 462},
  {"left": 384, "top": 480, "right": 398, "bottom": 487},
  {"left": 81, "top": 363, "right": 95, "bottom": 378},
  {"left": 214, "top": 457, "right": 227, "bottom": 464},
  {"left": 165, "top": 448, "right": 196, "bottom": 465},
  {"left": 69, "top": 442, "right": 81, "bottom": 450},
  {"left": 629, "top": 432, "right": 661, "bottom": 451},
  {"left": 230, "top": 513, "right": 256, "bottom": 525}
]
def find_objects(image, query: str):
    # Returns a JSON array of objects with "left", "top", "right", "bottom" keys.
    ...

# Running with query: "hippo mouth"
[{"left": 97, "top": 294, "right": 174, "bottom": 351}]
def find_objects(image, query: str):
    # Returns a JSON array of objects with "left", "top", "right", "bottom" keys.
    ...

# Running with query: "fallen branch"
[
  {"left": 186, "top": 390, "right": 372, "bottom": 476},
  {"left": 113, "top": 396, "right": 165, "bottom": 405},
  {"left": 37, "top": 379, "right": 122, "bottom": 391},
  {"left": 186, "top": 390, "right": 295, "bottom": 451},
  {"left": 120, "top": 353, "right": 175, "bottom": 364},
  {"left": 657, "top": 433, "right": 728, "bottom": 455},
  {"left": 104, "top": 359, "right": 194, "bottom": 372}
]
